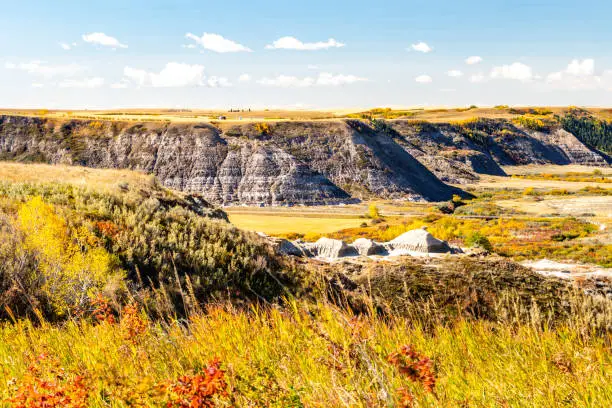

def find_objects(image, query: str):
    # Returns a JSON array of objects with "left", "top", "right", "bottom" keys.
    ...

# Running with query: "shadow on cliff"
[{"left": 346, "top": 120, "right": 472, "bottom": 201}]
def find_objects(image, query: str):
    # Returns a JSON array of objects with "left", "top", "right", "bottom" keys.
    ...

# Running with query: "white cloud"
[
  {"left": 316, "top": 73, "right": 365, "bottom": 86},
  {"left": 490, "top": 62, "right": 533, "bottom": 81},
  {"left": 181, "top": 44, "right": 197, "bottom": 49},
  {"left": 185, "top": 32, "right": 251, "bottom": 53},
  {"left": 548, "top": 58, "right": 595, "bottom": 83},
  {"left": 82, "top": 32, "right": 127, "bottom": 49},
  {"left": 545, "top": 59, "right": 603, "bottom": 90},
  {"left": 5, "top": 61, "right": 84, "bottom": 78},
  {"left": 466, "top": 56, "right": 483, "bottom": 65},
  {"left": 123, "top": 62, "right": 205, "bottom": 87},
  {"left": 566, "top": 59, "right": 595, "bottom": 76},
  {"left": 415, "top": 74, "right": 433, "bottom": 83},
  {"left": 58, "top": 77, "right": 105, "bottom": 88},
  {"left": 307, "top": 64, "right": 320, "bottom": 70},
  {"left": 546, "top": 71, "right": 563, "bottom": 82},
  {"left": 257, "top": 72, "right": 366, "bottom": 87},
  {"left": 60, "top": 42, "right": 77, "bottom": 50},
  {"left": 265, "top": 36, "right": 345, "bottom": 50},
  {"left": 206, "top": 76, "right": 232, "bottom": 87},
  {"left": 447, "top": 70, "right": 463, "bottom": 78},
  {"left": 469, "top": 73, "right": 486, "bottom": 83},
  {"left": 238, "top": 74, "right": 251, "bottom": 82},
  {"left": 257, "top": 75, "right": 314, "bottom": 87},
  {"left": 31, "top": 83, "right": 44, "bottom": 88},
  {"left": 410, "top": 42, "right": 432, "bottom": 53}
]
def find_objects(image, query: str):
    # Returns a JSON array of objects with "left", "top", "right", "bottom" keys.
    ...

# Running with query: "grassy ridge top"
[{"left": 4, "top": 106, "right": 612, "bottom": 123}]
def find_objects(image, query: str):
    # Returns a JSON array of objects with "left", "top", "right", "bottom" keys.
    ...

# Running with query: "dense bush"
[
  {"left": 512, "top": 116, "right": 554, "bottom": 132},
  {"left": 321, "top": 257, "right": 611, "bottom": 331},
  {"left": 0, "top": 182, "right": 304, "bottom": 320},
  {"left": 559, "top": 110, "right": 612, "bottom": 153},
  {"left": 452, "top": 118, "right": 493, "bottom": 145},
  {"left": 465, "top": 231, "right": 493, "bottom": 251}
]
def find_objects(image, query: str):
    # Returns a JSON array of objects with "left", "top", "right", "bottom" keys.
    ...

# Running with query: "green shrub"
[
  {"left": 0, "top": 182, "right": 304, "bottom": 320},
  {"left": 465, "top": 232, "right": 493, "bottom": 251},
  {"left": 512, "top": 116, "right": 553, "bottom": 132}
]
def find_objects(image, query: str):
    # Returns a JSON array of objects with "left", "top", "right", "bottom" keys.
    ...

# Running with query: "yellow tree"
[{"left": 17, "top": 197, "right": 123, "bottom": 315}]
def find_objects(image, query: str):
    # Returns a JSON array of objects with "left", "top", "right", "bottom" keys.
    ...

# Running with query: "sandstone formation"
[
  {"left": 352, "top": 238, "right": 384, "bottom": 256},
  {"left": 387, "top": 228, "right": 452, "bottom": 253},
  {"left": 279, "top": 229, "right": 459, "bottom": 260},
  {"left": 305, "top": 237, "right": 358, "bottom": 258}
]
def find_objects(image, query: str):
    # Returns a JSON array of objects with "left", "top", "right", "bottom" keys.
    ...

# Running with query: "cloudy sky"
[{"left": 1, "top": 0, "right": 612, "bottom": 109}]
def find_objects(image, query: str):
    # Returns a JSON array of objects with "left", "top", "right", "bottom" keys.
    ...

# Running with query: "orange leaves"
[
  {"left": 88, "top": 297, "right": 145, "bottom": 342},
  {"left": 388, "top": 344, "right": 436, "bottom": 406},
  {"left": 396, "top": 388, "right": 415, "bottom": 408},
  {"left": 5, "top": 352, "right": 229, "bottom": 408},
  {"left": 159, "top": 359, "right": 229, "bottom": 408},
  {"left": 5, "top": 354, "right": 89, "bottom": 408},
  {"left": 95, "top": 220, "right": 120, "bottom": 238},
  {"left": 90, "top": 293, "right": 116, "bottom": 324},
  {"left": 120, "top": 303, "right": 147, "bottom": 344}
]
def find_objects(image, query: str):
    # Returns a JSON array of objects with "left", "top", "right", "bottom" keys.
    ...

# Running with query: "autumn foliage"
[
  {"left": 159, "top": 359, "right": 229, "bottom": 408},
  {"left": 5, "top": 354, "right": 89, "bottom": 408},
  {"left": 388, "top": 344, "right": 436, "bottom": 405}
]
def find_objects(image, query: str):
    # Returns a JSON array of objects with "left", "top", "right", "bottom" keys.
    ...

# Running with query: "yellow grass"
[
  {"left": 0, "top": 161, "right": 155, "bottom": 194},
  {"left": 5, "top": 105, "right": 612, "bottom": 123},
  {"left": 0, "top": 302, "right": 610, "bottom": 407},
  {"left": 227, "top": 212, "right": 365, "bottom": 235},
  {"left": 496, "top": 196, "right": 612, "bottom": 217},
  {"left": 0, "top": 108, "right": 337, "bottom": 123},
  {"left": 504, "top": 164, "right": 612, "bottom": 176},
  {"left": 466, "top": 174, "right": 611, "bottom": 191}
]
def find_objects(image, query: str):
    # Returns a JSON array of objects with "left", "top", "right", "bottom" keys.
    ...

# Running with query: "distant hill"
[{"left": 0, "top": 111, "right": 608, "bottom": 206}]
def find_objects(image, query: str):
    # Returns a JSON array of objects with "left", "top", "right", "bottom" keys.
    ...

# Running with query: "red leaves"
[
  {"left": 388, "top": 344, "right": 436, "bottom": 406},
  {"left": 90, "top": 293, "right": 116, "bottom": 324},
  {"left": 5, "top": 354, "right": 89, "bottom": 408},
  {"left": 95, "top": 221, "right": 119, "bottom": 238},
  {"left": 120, "top": 302, "right": 147, "bottom": 344},
  {"left": 160, "top": 359, "right": 229, "bottom": 408}
]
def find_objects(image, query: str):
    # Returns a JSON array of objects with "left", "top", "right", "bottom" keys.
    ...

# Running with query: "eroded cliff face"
[
  {"left": 0, "top": 116, "right": 464, "bottom": 205},
  {"left": 389, "top": 119, "right": 608, "bottom": 183},
  {"left": 0, "top": 115, "right": 607, "bottom": 206}
]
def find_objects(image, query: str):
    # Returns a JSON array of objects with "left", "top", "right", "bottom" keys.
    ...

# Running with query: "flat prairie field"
[{"left": 226, "top": 211, "right": 366, "bottom": 235}]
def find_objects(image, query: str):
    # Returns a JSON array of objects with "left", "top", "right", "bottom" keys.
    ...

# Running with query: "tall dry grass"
[{"left": 0, "top": 295, "right": 610, "bottom": 407}]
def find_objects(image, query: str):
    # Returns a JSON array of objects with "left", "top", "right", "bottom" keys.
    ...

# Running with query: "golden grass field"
[
  {"left": 504, "top": 164, "right": 612, "bottom": 176},
  {"left": 0, "top": 108, "right": 338, "bottom": 123},
  {"left": 225, "top": 200, "right": 432, "bottom": 237},
  {"left": 1, "top": 301, "right": 610, "bottom": 408},
  {"left": 462, "top": 165, "right": 611, "bottom": 191},
  {"left": 5, "top": 105, "right": 612, "bottom": 124},
  {"left": 227, "top": 212, "right": 366, "bottom": 235},
  {"left": 0, "top": 161, "right": 155, "bottom": 194},
  {"left": 495, "top": 195, "right": 611, "bottom": 218}
]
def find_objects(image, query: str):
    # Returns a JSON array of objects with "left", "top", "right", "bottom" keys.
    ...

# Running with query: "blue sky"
[{"left": 1, "top": 0, "right": 612, "bottom": 109}]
